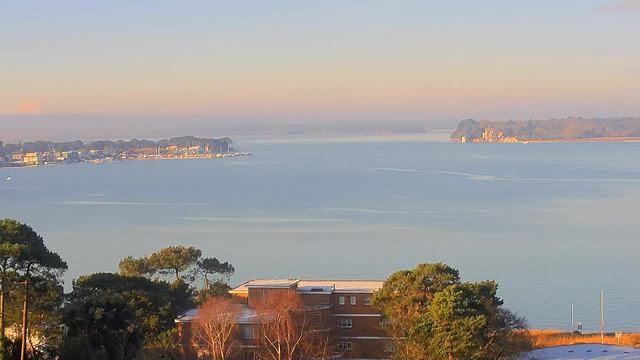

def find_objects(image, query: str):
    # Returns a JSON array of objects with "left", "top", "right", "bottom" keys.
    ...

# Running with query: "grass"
[{"left": 530, "top": 330, "right": 640, "bottom": 348}]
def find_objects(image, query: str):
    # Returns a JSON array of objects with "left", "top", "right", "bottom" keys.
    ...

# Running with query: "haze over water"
[{"left": 1, "top": 133, "right": 639, "bottom": 332}]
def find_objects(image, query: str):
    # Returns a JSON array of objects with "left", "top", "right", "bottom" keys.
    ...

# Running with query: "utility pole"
[
  {"left": 20, "top": 279, "right": 28, "bottom": 360},
  {"left": 0, "top": 281, "right": 4, "bottom": 360},
  {"left": 600, "top": 290, "right": 604, "bottom": 344},
  {"left": 571, "top": 303, "right": 574, "bottom": 329}
]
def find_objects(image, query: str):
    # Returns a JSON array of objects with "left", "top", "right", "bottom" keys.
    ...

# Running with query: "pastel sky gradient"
[{"left": 1, "top": 0, "right": 639, "bottom": 121}]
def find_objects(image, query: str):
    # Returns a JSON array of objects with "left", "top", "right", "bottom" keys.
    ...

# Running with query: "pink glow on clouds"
[{"left": 19, "top": 99, "right": 41, "bottom": 114}]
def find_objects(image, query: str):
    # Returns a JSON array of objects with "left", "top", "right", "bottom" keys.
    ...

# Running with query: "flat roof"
[
  {"left": 231, "top": 279, "right": 383, "bottom": 294},
  {"left": 245, "top": 279, "right": 299, "bottom": 288},
  {"left": 176, "top": 306, "right": 258, "bottom": 324}
]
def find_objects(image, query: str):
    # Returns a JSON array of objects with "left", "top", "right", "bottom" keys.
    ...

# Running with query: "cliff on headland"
[{"left": 450, "top": 117, "right": 640, "bottom": 142}]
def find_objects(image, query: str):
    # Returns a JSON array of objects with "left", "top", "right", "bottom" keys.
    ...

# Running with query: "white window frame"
[
  {"left": 338, "top": 319, "right": 352, "bottom": 328},
  {"left": 243, "top": 325, "right": 255, "bottom": 339},
  {"left": 339, "top": 342, "right": 353, "bottom": 350},
  {"left": 339, "top": 296, "right": 345, "bottom": 305},
  {"left": 350, "top": 296, "right": 356, "bottom": 305},
  {"left": 364, "top": 297, "right": 371, "bottom": 306}
]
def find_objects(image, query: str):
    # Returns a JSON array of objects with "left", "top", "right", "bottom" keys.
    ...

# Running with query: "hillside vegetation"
[
  {"left": 450, "top": 117, "right": 640, "bottom": 141},
  {"left": 0, "top": 135, "right": 233, "bottom": 156}
]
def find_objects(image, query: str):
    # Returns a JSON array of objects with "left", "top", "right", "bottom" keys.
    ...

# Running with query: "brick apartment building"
[{"left": 176, "top": 279, "right": 391, "bottom": 360}]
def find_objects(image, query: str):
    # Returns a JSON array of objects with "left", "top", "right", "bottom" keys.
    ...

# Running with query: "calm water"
[{"left": 1, "top": 134, "right": 640, "bottom": 332}]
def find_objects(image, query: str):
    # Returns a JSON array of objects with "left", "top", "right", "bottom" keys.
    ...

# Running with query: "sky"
[{"left": 1, "top": 0, "right": 640, "bottom": 127}]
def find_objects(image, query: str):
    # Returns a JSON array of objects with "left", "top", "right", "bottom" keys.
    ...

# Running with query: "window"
[
  {"left": 338, "top": 319, "right": 352, "bottom": 328},
  {"left": 244, "top": 351, "right": 257, "bottom": 360},
  {"left": 350, "top": 296, "right": 356, "bottom": 305},
  {"left": 339, "top": 296, "right": 345, "bottom": 305},
  {"left": 364, "top": 297, "right": 371, "bottom": 306},
  {"left": 243, "top": 325, "right": 254, "bottom": 339},
  {"left": 338, "top": 342, "right": 353, "bottom": 351}
]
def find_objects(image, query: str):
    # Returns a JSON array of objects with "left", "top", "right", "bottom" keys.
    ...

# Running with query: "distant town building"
[
  {"left": 482, "top": 127, "right": 495, "bottom": 142},
  {"left": 40, "top": 152, "right": 55, "bottom": 163},
  {"left": 470, "top": 127, "right": 519, "bottom": 143},
  {"left": 62, "top": 151, "right": 79, "bottom": 161},
  {"left": 23, "top": 152, "right": 41, "bottom": 165}
]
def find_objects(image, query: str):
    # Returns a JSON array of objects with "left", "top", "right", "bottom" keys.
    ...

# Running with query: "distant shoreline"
[
  {"left": 0, "top": 152, "right": 251, "bottom": 171},
  {"left": 528, "top": 136, "right": 640, "bottom": 143},
  {"left": 450, "top": 117, "right": 640, "bottom": 143},
  {"left": 451, "top": 136, "right": 640, "bottom": 143},
  {"left": 0, "top": 154, "right": 251, "bottom": 171},
  {"left": 0, "top": 135, "right": 246, "bottom": 170}
]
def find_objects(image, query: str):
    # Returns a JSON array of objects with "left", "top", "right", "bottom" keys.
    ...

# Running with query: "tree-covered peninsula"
[
  {"left": 0, "top": 135, "right": 244, "bottom": 167},
  {"left": 0, "top": 135, "right": 233, "bottom": 156},
  {"left": 450, "top": 117, "right": 640, "bottom": 142}
]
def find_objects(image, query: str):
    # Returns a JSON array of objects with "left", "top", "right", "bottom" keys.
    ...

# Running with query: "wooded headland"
[{"left": 450, "top": 117, "right": 640, "bottom": 143}]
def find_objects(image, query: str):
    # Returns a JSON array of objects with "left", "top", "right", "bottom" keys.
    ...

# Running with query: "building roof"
[
  {"left": 245, "top": 279, "right": 300, "bottom": 288},
  {"left": 299, "top": 280, "right": 384, "bottom": 293},
  {"left": 175, "top": 308, "right": 199, "bottom": 322},
  {"left": 178, "top": 279, "right": 384, "bottom": 324},
  {"left": 176, "top": 306, "right": 258, "bottom": 324},
  {"left": 230, "top": 279, "right": 384, "bottom": 295}
]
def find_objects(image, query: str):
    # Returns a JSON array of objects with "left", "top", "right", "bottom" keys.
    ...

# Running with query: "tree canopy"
[
  {"left": 372, "top": 262, "right": 531, "bottom": 360},
  {"left": 450, "top": 117, "right": 640, "bottom": 141},
  {"left": 118, "top": 247, "right": 237, "bottom": 306},
  {"left": 66, "top": 244, "right": 237, "bottom": 360},
  {"left": 0, "top": 219, "right": 68, "bottom": 360},
  {"left": 197, "top": 257, "right": 234, "bottom": 296},
  {"left": 118, "top": 247, "right": 235, "bottom": 289},
  {"left": 0, "top": 136, "right": 233, "bottom": 156},
  {"left": 148, "top": 246, "right": 202, "bottom": 282},
  {"left": 61, "top": 293, "right": 142, "bottom": 360},
  {"left": 69, "top": 273, "right": 191, "bottom": 338},
  {"left": 119, "top": 246, "right": 202, "bottom": 283},
  {"left": 198, "top": 257, "right": 234, "bottom": 282},
  {"left": 118, "top": 256, "right": 155, "bottom": 278},
  {"left": 0, "top": 222, "right": 237, "bottom": 360}
]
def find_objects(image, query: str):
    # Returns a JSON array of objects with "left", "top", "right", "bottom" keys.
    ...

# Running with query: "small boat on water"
[{"left": 6, "top": 177, "right": 11, "bottom": 181}]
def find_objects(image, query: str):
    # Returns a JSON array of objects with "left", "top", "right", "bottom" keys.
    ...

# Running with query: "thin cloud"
[
  {"left": 19, "top": 99, "right": 41, "bottom": 114},
  {"left": 180, "top": 217, "right": 352, "bottom": 224},
  {"left": 42, "top": 201, "right": 218, "bottom": 206},
  {"left": 597, "top": 0, "right": 640, "bottom": 12}
]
